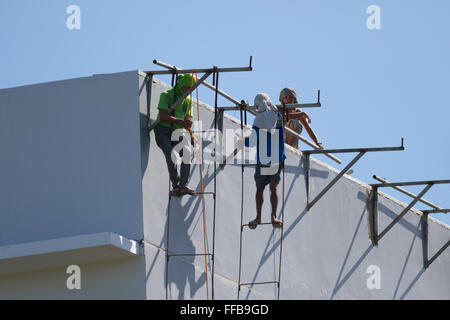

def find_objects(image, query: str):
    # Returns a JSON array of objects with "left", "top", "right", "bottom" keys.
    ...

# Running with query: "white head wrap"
[{"left": 253, "top": 93, "right": 279, "bottom": 130}]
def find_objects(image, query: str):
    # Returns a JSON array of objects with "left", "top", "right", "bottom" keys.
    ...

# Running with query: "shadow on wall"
[
  {"left": 331, "top": 191, "right": 425, "bottom": 299},
  {"left": 165, "top": 196, "right": 207, "bottom": 299},
  {"left": 140, "top": 114, "right": 150, "bottom": 178},
  {"left": 145, "top": 166, "right": 212, "bottom": 299},
  {"left": 331, "top": 197, "right": 371, "bottom": 300},
  {"left": 377, "top": 201, "right": 423, "bottom": 239},
  {"left": 239, "top": 157, "right": 329, "bottom": 299}
]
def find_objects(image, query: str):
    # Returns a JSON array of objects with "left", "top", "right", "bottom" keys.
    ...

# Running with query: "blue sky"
[{"left": 1, "top": 0, "right": 449, "bottom": 226}]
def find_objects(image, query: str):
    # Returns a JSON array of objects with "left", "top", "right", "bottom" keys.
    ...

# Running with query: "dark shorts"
[{"left": 254, "top": 163, "right": 283, "bottom": 189}]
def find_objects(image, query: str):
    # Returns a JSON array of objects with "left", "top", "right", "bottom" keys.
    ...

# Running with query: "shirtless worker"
[{"left": 279, "top": 87, "right": 323, "bottom": 150}]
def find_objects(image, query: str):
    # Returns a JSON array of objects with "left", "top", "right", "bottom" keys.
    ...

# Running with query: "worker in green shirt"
[{"left": 154, "top": 73, "right": 197, "bottom": 197}]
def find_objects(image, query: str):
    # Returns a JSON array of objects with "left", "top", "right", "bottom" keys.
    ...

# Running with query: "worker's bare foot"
[
  {"left": 248, "top": 218, "right": 261, "bottom": 230},
  {"left": 179, "top": 186, "right": 196, "bottom": 196},
  {"left": 271, "top": 216, "right": 283, "bottom": 228},
  {"left": 169, "top": 188, "right": 182, "bottom": 198}
]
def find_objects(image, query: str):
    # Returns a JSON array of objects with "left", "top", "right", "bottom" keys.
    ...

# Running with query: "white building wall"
[
  {"left": 0, "top": 258, "right": 146, "bottom": 300},
  {"left": 0, "top": 72, "right": 146, "bottom": 299},
  {"left": 0, "top": 71, "right": 144, "bottom": 245},
  {"left": 0, "top": 71, "right": 448, "bottom": 299},
  {"left": 140, "top": 76, "right": 450, "bottom": 300}
]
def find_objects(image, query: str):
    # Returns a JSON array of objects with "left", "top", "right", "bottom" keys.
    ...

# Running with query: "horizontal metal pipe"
[
  {"left": 219, "top": 103, "right": 321, "bottom": 111},
  {"left": 145, "top": 66, "right": 252, "bottom": 75},
  {"left": 150, "top": 60, "right": 242, "bottom": 108},
  {"left": 371, "top": 179, "right": 450, "bottom": 188},
  {"left": 373, "top": 175, "right": 442, "bottom": 210},
  {"left": 421, "top": 209, "right": 450, "bottom": 214},
  {"left": 153, "top": 59, "right": 176, "bottom": 70},
  {"left": 152, "top": 58, "right": 253, "bottom": 74},
  {"left": 304, "top": 145, "right": 404, "bottom": 155}
]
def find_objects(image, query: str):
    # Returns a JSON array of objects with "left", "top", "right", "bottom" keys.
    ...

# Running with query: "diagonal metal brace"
[
  {"left": 369, "top": 178, "right": 450, "bottom": 248},
  {"left": 421, "top": 210, "right": 450, "bottom": 268},
  {"left": 303, "top": 141, "right": 404, "bottom": 210},
  {"left": 305, "top": 151, "right": 366, "bottom": 210},
  {"left": 376, "top": 183, "right": 434, "bottom": 243}
]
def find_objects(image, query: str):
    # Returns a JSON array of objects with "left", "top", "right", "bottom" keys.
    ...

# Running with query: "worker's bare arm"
[
  {"left": 289, "top": 110, "right": 311, "bottom": 123},
  {"left": 297, "top": 115, "right": 323, "bottom": 150},
  {"left": 159, "top": 110, "right": 192, "bottom": 129}
]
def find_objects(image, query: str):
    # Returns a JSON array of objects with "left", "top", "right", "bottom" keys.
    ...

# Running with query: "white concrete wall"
[
  {"left": 0, "top": 72, "right": 146, "bottom": 299},
  {"left": 140, "top": 76, "right": 450, "bottom": 300},
  {"left": 0, "top": 257, "right": 146, "bottom": 300},
  {"left": 0, "top": 72, "right": 144, "bottom": 245},
  {"left": 0, "top": 72, "right": 447, "bottom": 299}
]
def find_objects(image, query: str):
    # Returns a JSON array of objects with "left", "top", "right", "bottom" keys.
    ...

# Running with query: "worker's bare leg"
[
  {"left": 270, "top": 178, "right": 282, "bottom": 228},
  {"left": 269, "top": 178, "right": 279, "bottom": 220},
  {"left": 255, "top": 186, "right": 264, "bottom": 223}
]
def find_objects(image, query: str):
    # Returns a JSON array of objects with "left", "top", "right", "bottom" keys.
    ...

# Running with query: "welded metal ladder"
[
  {"left": 236, "top": 104, "right": 286, "bottom": 300},
  {"left": 163, "top": 71, "right": 221, "bottom": 300}
]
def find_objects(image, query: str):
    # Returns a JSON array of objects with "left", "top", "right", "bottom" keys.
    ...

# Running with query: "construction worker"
[
  {"left": 154, "top": 73, "right": 197, "bottom": 197},
  {"left": 245, "top": 93, "right": 286, "bottom": 229},
  {"left": 279, "top": 88, "right": 323, "bottom": 150}
]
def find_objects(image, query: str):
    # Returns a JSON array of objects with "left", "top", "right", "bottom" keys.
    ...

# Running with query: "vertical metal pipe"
[
  {"left": 146, "top": 74, "right": 153, "bottom": 130},
  {"left": 212, "top": 70, "right": 219, "bottom": 300},
  {"left": 165, "top": 192, "right": 172, "bottom": 300},
  {"left": 277, "top": 168, "right": 285, "bottom": 300},
  {"left": 277, "top": 106, "right": 288, "bottom": 300},
  {"left": 372, "top": 187, "right": 379, "bottom": 245},
  {"left": 422, "top": 213, "right": 429, "bottom": 268},
  {"left": 305, "top": 154, "right": 311, "bottom": 208},
  {"left": 237, "top": 102, "right": 245, "bottom": 300},
  {"left": 165, "top": 69, "right": 175, "bottom": 300}
]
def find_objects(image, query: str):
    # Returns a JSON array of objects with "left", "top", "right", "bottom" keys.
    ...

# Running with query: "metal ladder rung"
[
  {"left": 168, "top": 191, "right": 215, "bottom": 197},
  {"left": 239, "top": 281, "right": 279, "bottom": 287},
  {"left": 241, "top": 222, "right": 283, "bottom": 230},
  {"left": 192, "top": 130, "right": 217, "bottom": 133},
  {"left": 168, "top": 253, "right": 213, "bottom": 258}
]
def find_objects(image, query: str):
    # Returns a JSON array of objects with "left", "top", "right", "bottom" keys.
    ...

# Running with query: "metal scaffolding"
[
  {"left": 369, "top": 177, "right": 450, "bottom": 268},
  {"left": 146, "top": 58, "right": 252, "bottom": 300},
  {"left": 143, "top": 56, "right": 449, "bottom": 299},
  {"left": 303, "top": 140, "right": 405, "bottom": 210}
]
